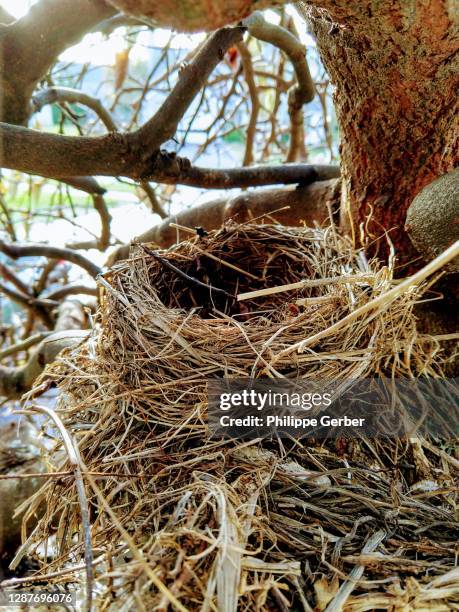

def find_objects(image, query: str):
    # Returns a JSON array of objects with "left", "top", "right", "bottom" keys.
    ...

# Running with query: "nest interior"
[{"left": 20, "top": 223, "right": 458, "bottom": 610}]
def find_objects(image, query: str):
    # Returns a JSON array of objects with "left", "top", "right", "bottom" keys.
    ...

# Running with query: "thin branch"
[
  {"left": 146, "top": 159, "right": 340, "bottom": 188},
  {"left": 0, "top": 193, "right": 17, "bottom": 240},
  {"left": 0, "top": 332, "right": 51, "bottom": 360},
  {"left": 140, "top": 181, "right": 167, "bottom": 218},
  {"left": 0, "top": 240, "right": 102, "bottom": 278},
  {"left": 65, "top": 194, "right": 111, "bottom": 251},
  {"left": 135, "top": 26, "right": 246, "bottom": 151},
  {"left": 0, "top": 282, "right": 55, "bottom": 328},
  {"left": 93, "top": 193, "right": 111, "bottom": 250},
  {"left": 0, "top": 262, "right": 31, "bottom": 296},
  {"left": 237, "top": 41, "right": 260, "bottom": 166},
  {"left": 43, "top": 284, "right": 98, "bottom": 301},
  {"left": 32, "top": 86, "right": 117, "bottom": 132},
  {"left": 244, "top": 11, "right": 315, "bottom": 162}
]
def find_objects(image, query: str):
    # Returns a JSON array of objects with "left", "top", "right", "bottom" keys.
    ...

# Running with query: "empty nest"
[{"left": 16, "top": 223, "right": 458, "bottom": 611}]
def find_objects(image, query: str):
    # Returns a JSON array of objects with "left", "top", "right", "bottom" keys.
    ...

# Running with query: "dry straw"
[{"left": 12, "top": 224, "right": 458, "bottom": 610}]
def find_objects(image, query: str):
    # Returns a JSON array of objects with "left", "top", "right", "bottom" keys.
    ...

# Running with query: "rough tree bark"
[{"left": 302, "top": 1, "right": 458, "bottom": 268}]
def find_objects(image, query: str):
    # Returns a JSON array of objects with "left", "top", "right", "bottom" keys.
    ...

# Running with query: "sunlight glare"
[{"left": 1, "top": 0, "right": 36, "bottom": 19}]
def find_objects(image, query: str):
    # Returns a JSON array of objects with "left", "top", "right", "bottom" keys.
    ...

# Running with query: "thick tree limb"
[
  {"left": 108, "top": 178, "right": 341, "bottom": 263},
  {"left": 0, "top": 122, "right": 339, "bottom": 186},
  {"left": 0, "top": 241, "right": 102, "bottom": 278}
]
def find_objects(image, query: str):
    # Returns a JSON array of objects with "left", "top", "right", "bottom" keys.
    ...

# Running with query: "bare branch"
[
  {"left": 244, "top": 12, "right": 314, "bottom": 104},
  {"left": 0, "top": 332, "right": 51, "bottom": 360},
  {"left": 32, "top": 87, "right": 117, "bottom": 132},
  {"left": 140, "top": 181, "right": 167, "bottom": 218},
  {"left": 93, "top": 193, "right": 112, "bottom": 250},
  {"left": 146, "top": 159, "right": 340, "bottom": 188},
  {"left": 0, "top": 281, "right": 55, "bottom": 328},
  {"left": 0, "top": 262, "right": 31, "bottom": 296},
  {"left": 108, "top": 178, "right": 341, "bottom": 263},
  {"left": 0, "top": 26, "right": 248, "bottom": 180},
  {"left": 236, "top": 41, "right": 260, "bottom": 166},
  {"left": 0, "top": 121, "right": 339, "bottom": 186},
  {"left": 0, "top": 329, "right": 88, "bottom": 399},
  {"left": 0, "top": 240, "right": 102, "bottom": 278},
  {"left": 244, "top": 11, "right": 315, "bottom": 162},
  {"left": 43, "top": 284, "right": 98, "bottom": 302},
  {"left": 1, "top": 0, "right": 116, "bottom": 124},
  {"left": 135, "top": 26, "right": 246, "bottom": 151}
]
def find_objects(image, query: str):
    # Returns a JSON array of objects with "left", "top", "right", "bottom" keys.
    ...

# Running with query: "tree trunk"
[{"left": 304, "top": 1, "right": 458, "bottom": 269}]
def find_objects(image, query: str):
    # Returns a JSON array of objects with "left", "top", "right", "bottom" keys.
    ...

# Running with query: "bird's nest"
[{"left": 16, "top": 223, "right": 458, "bottom": 610}]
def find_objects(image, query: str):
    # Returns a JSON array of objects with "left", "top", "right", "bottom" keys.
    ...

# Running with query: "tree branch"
[
  {"left": 0, "top": 282, "right": 55, "bottom": 328},
  {"left": 32, "top": 87, "right": 117, "bottom": 132},
  {"left": 108, "top": 178, "right": 341, "bottom": 263},
  {"left": 43, "top": 284, "right": 98, "bottom": 301},
  {"left": 147, "top": 160, "right": 340, "bottom": 188},
  {"left": 134, "top": 26, "right": 246, "bottom": 151},
  {"left": 0, "top": 0, "right": 117, "bottom": 124},
  {"left": 244, "top": 11, "right": 315, "bottom": 162},
  {"left": 236, "top": 41, "right": 260, "bottom": 166},
  {"left": 0, "top": 262, "right": 31, "bottom": 296},
  {"left": 0, "top": 241, "right": 102, "bottom": 278},
  {"left": 0, "top": 329, "right": 89, "bottom": 399},
  {"left": 0, "top": 26, "right": 248, "bottom": 180},
  {"left": 0, "top": 121, "right": 339, "bottom": 186}
]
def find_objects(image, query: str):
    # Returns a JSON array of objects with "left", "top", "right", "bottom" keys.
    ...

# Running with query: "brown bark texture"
[
  {"left": 304, "top": 1, "right": 458, "bottom": 267},
  {"left": 108, "top": 0, "right": 284, "bottom": 32}
]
